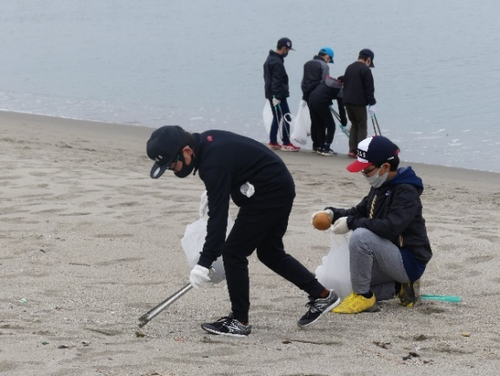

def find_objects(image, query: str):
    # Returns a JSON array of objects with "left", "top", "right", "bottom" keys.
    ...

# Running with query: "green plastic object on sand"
[{"left": 420, "top": 294, "right": 462, "bottom": 303}]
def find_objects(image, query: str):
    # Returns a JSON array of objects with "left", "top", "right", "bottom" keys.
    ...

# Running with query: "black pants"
[
  {"left": 336, "top": 98, "right": 348, "bottom": 126},
  {"left": 345, "top": 104, "right": 368, "bottom": 153},
  {"left": 305, "top": 99, "right": 319, "bottom": 149},
  {"left": 222, "top": 201, "right": 325, "bottom": 322},
  {"left": 308, "top": 100, "right": 336, "bottom": 148}
]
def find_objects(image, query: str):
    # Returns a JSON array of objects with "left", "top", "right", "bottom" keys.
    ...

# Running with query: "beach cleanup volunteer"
[
  {"left": 147, "top": 125, "right": 340, "bottom": 336},
  {"left": 312, "top": 135, "right": 432, "bottom": 313}
]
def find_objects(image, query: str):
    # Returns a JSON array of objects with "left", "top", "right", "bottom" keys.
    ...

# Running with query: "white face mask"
[{"left": 365, "top": 169, "right": 389, "bottom": 188}]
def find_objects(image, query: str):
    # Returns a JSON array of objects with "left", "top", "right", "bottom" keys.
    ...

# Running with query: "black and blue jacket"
[{"left": 329, "top": 166, "right": 432, "bottom": 280}]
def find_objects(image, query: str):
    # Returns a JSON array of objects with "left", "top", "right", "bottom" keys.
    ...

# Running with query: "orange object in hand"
[{"left": 312, "top": 212, "right": 332, "bottom": 231}]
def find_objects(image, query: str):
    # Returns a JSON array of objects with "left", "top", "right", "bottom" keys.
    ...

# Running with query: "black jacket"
[
  {"left": 308, "top": 76, "right": 343, "bottom": 107},
  {"left": 263, "top": 50, "right": 290, "bottom": 100},
  {"left": 301, "top": 55, "right": 329, "bottom": 101},
  {"left": 191, "top": 130, "right": 295, "bottom": 267},
  {"left": 328, "top": 167, "right": 432, "bottom": 265},
  {"left": 342, "top": 61, "right": 376, "bottom": 106}
]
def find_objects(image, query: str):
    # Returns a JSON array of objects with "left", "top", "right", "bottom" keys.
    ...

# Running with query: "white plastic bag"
[
  {"left": 181, "top": 191, "right": 233, "bottom": 284},
  {"left": 291, "top": 99, "right": 311, "bottom": 145},
  {"left": 262, "top": 100, "right": 273, "bottom": 135},
  {"left": 315, "top": 233, "right": 353, "bottom": 299}
]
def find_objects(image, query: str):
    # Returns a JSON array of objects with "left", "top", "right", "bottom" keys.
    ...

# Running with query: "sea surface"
[{"left": 1, "top": 0, "right": 499, "bottom": 172}]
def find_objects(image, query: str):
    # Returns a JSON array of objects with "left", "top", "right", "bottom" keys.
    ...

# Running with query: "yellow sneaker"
[
  {"left": 331, "top": 293, "right": 377, "bottom": 314},
  {"left": 398, "top": 280, "right": 420, "bottom": 307}
]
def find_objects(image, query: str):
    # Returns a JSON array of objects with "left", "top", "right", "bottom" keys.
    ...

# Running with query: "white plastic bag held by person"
[
  {"left": 315, "top": 233, "right": 353, "bottom": 299},
  {"left": 263, "top": 100, "right": 273, "bottom": 136},
  {"left": 291, "top": 100, "right": 311, "bottom": 145},
  {"left": 181, "top": 191, "right": 232, "bottom": 284}
]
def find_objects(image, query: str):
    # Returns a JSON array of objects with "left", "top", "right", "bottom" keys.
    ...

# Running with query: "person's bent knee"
[
  {"left": 256, "top": 247, "right": 284, "bottom": 266},
  {"left": 350, "top": 228, "right": 376, "bottom": 248}
]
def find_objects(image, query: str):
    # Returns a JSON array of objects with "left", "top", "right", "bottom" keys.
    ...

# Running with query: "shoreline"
[
  {"left": 1, "top": 110, "right": 500, "bottom": 375},
  {"left": 2, "top": 109, "right": 499, "bottom": 176}
]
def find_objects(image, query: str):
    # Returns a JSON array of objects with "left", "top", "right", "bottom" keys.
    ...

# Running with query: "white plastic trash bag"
[
  {"left": 262, "top": 100, "right": 273, "bottom": 135},
  {"left": 291, "top": 99, "right": 311, "bottom": 145},
  {"left": 181, "top": 191, "right": 233, "bottom": 284},
  {"left": 315, "top": 233, "right": 353, "bottom": 299}
]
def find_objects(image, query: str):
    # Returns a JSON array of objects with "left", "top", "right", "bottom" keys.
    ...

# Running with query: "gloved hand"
[
  {"left": 189, "top": 265, "right": 212, "bottom": 289},
  {"left": 272, "top": 98, "right": 281, "bottom": 107},
  {"left": 311, "top": 209, "right": 333, "bottom": 224},
  {"left": 368, "top": 104, "right": 376, "bottom": 115},
  {"left": 198, "top": 190, "right": 208, "bottom": 218},
  {"left": 331, "top": 217, "right": 349, "bottom": 234}
]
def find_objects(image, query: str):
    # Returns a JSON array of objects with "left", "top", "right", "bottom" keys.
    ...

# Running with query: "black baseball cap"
[
  {"left": 347, "top": 136, "right": 399, "bottom": 172},
  {"left": 147, "top": 125, "right": 189, "bottom": 179},
  {"left": 277, "top": 37, "right": 294, "bottom": 50},
  {"left": 359, "top": 48, "right": 375, "bottom": 67}
]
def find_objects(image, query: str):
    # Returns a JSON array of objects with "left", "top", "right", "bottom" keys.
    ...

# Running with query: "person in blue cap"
[{"left": 301, "top": 47, "right": 336, "bottom": 152}]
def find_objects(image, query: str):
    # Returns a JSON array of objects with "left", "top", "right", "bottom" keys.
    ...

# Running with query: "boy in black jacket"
[
  {"left": 312, "top": 136, "right": 432, "bottom": 313},
  {"left": 307, "top": 76, "right": 343, "bottom": 156}
]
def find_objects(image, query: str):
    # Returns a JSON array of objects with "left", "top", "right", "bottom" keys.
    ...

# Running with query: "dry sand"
[{"left": 1, "top": 110, "right": 500, "bottom": 376}]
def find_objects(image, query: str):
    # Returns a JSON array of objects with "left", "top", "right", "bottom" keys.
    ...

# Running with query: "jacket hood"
[
  {"left": 269, "top": 50, "right": 284, "bottom": 62},
  {"left": 385, "top": 166, "right": 423, "bottom": 192}
]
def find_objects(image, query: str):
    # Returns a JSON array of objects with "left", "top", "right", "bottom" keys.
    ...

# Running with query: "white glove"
[
  {"left": 198, "top": 190, "right": 208, "bottom": 218},
  {"left": 311, "top": 209, "right": 333, "bottom": 224},
  {"left": 189, "top": 265, "right": 211, "bottom": 289},
  {"left": 331, "top": 217, "right": 349, "bottom": 234},
  {"left": 272, "top": 98, "right": 281, "bottom": 107},
  {"left": 368, "top": 104, "right": 376, "bottom": 115}
]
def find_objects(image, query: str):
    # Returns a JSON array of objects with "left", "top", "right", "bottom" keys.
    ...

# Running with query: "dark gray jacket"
[{"left": 301, "top": 55, "right": 329, "bottom": 101}]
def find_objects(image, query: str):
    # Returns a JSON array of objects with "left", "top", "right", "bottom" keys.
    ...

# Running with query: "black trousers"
[
  {"left": 345, "top": 104, "right": 368, "bottom": 153},
  {"left": 222, "top": 201, "right": 325, "bottom": 322},
  {"left": 309, "top": 100, "right": 336, "bottom": 148}
]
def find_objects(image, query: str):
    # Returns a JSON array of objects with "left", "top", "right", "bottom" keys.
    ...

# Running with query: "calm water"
[{"left": 1, "top": 0, "right": 499, "bottom": 172}]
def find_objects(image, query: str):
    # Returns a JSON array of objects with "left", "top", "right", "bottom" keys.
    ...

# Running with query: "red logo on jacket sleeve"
[{"left": 207, "top": 135, "right": 213, "bottom": 142}]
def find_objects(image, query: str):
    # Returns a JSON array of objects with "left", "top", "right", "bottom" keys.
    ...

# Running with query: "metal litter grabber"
[
  {"left": 371, "top": 113, "right": 382, "bottom": 135},
  {"left": 138, "top": 283, "right": 193, "bottom": 328}
]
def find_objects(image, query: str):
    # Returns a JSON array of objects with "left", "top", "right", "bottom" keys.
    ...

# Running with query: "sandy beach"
[{"left": 1, "top": 110, "right": 500, "bottom": 376}]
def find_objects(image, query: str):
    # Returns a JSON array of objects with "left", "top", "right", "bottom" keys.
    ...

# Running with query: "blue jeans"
[{"left": 268, "top": 98, "right": 291, "bottom": 144}]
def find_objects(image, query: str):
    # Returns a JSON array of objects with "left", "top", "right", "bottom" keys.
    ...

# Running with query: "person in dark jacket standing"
[
  {"left": 263, "top": 37, "right": 300, "bottom": 152},
  {"left": 307, "top": 76, "right": 343, "bottom": 156},
  {"left": 300, "top": 47, "right": 334, "bottom": 152},
  {"left": 342, "top": 48, "right": 377, "bottom": 157},
  {"left": 301, "top": 47, "right": 333, "bottom": 101},
  {"left": 147, "top": 126, "right": 340, "bottom": 336},
  {"left": 312, "top": 136, "right": 432, "bottom": 313}
]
